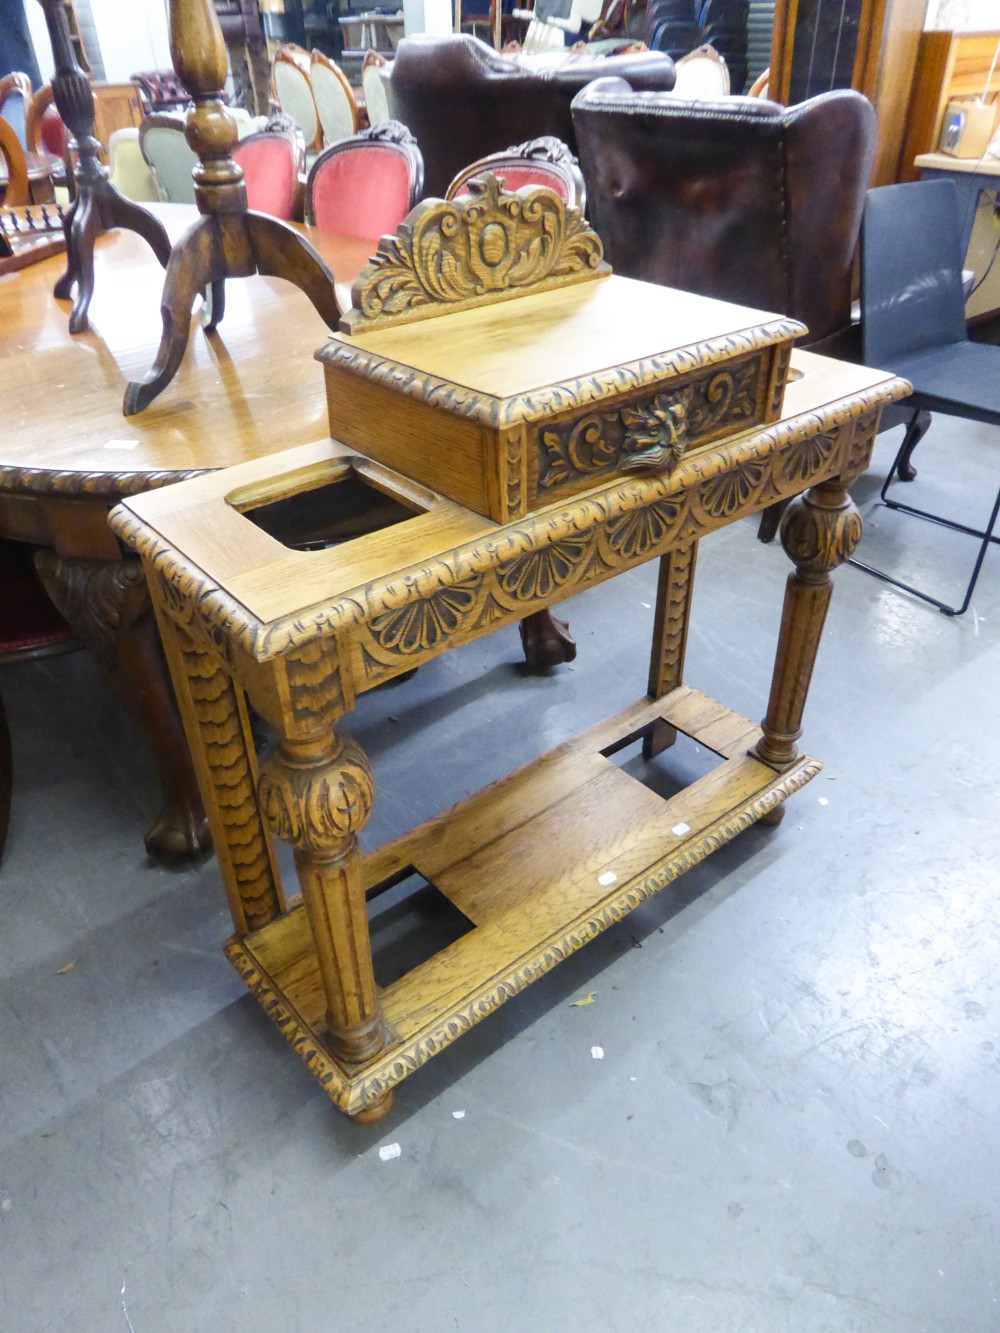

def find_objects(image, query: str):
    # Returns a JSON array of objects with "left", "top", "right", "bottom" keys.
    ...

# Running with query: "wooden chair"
[
  {"left": 310, "top": 48, "right": 360, "bottom": 146},
  {"left": 746, "top": 65, "right": 769, "bottom": 98},
  {"left": 0, "top": 539, "right": 77, "bottom": 869},
  {"left": 0, "top": 116, "right": 30, "bottom": 206},
  {"left": 361, "top": 51, "right": 391, "bottom": 129},
  {"left": 0, "top": 72, "right": 32, "bottom": 149},
  {"left": 306, "top": 121, "right": 423, "bottom": 237},
  {"left": 108, "top": 128, "right": 158, "bottom": 201},
  {"left": 670, "top": 43, "right": 730, "bottom": 97},
  {"left": 139, "top": 111, "right": 197, "bottom": 202},
  {"left": 446, "top": 134, "right": 586, "bottom": 211},
  {"left": 850, "top": 179, "right": 1000, "bottom": 616},
  {"left": 24, "top": 85, "right": 63, "bottom": 156},
  {"left": 272, "top": 43, "right": 322, "bottom": 152},
  {"left": 140, "top": 108, "right": 264, "bottom": 203},
  {"left": 232, "top": 117, "right": 306, "bottom": 219}
]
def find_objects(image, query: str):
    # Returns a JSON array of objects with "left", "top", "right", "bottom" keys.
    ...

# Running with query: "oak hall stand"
[{"left": 112, "top": 188, "right": 908, "bottom": 1122}]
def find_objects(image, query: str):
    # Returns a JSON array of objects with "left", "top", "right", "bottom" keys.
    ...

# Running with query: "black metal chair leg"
[{"left": 850, "top": 481, "right": 1000, "bottom": 616}]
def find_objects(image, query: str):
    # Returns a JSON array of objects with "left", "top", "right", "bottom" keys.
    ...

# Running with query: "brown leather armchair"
[
  {"left": 571, "top": 80, "right": 876, "bottom": 352},
  {"left": 384, "top": 35, "right": 677, "bottom": 199}
]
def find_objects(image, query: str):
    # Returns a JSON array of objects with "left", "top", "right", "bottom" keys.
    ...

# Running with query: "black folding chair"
[{"left": 851, "top": 178, "right": 1000, "bottom": 616}]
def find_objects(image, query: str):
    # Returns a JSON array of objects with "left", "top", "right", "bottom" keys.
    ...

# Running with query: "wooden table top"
[
  {"left": 117, "top": 348, "right": 907, "bottom": 634},
  {"left": 914, "top": 151, "right": 1000, "bottom": 176},
  {"left": 0, "top": 203, "right": 378, "bottom": 499}
]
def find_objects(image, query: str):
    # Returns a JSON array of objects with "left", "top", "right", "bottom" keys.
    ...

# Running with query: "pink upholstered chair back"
[
  {"left": 305, "top": 122, "right": 423, "bottom": 239},
  {"left": 446, "top": 136, "right": 586, "bottom": 212},
  {"left": 233, "top": 123, "right": 305, "bottom": 220}
]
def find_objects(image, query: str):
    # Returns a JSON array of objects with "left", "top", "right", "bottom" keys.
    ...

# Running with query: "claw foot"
[
  {"left": 144, "top": 800, "right": 212, "bottom": 864},
  {"left": 519, "top": 609, "right": 577, "bottom": 671}
]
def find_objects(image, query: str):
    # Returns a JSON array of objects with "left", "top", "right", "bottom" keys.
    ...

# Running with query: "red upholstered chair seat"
[{"left": 233, "top": 131, "right": 301, "bottom": 219}]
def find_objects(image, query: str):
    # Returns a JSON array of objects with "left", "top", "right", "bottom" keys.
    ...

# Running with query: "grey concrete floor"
[{"left": 2, "top": 417, "right": 999, "bottom": 1332}]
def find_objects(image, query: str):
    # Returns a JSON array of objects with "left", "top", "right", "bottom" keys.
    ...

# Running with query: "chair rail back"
[
  {"left": 306, "top": 121, "right": 423, "bottom": 238},
  {"left": 446, "top": 135, "right": 586, "bottom": 213}
]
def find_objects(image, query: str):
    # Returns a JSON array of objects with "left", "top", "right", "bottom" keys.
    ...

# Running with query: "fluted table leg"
[
  {"left": 752, "top": 478, "right": 862, "bottom": 824},
  {"left": 258, "top": 726, "right": 392, "bottom": 1120}
]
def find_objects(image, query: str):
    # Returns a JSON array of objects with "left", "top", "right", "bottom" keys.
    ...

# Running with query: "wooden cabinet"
[
  {"left": 770, "top": 0, "right": 928, "bottom": 184},
  {"left": 90, "top": 81, "right": 144, "bottom": 161},
  {"left": 898, "top": 29, "right": 1000, "bottom": 181}
]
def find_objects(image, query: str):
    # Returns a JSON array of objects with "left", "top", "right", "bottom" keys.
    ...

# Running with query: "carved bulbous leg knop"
[
  {"left": 258, "top": 728, "right": 388, "bottom": 1067},
  {"left": 754, "top": 479, "right": 862, "bottom": 771}
]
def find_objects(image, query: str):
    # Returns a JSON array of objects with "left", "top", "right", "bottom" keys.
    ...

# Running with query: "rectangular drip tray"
[
  {"left": 225, "top": 686, "right": 821, "bottom": 1116},
  {"left": 239, "top": 466, "right": 424, "bottom": 552}
]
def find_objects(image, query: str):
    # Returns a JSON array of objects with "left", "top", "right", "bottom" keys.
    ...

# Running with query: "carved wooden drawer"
[{"left": 319, "top": 273, "right": 803, "bottom": 523}]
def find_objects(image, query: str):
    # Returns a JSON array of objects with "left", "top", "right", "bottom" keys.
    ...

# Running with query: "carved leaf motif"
[
  {"left": 345, "top": 176, "right": 607, "bottom": 331},
  {"left": 686, "top": 363, "right": 757, "bottom": 436},
  {"left": 605, "top": 501, "right": 679, "bottom": 559},
  {"left": 499, "top": 537, "right": 589, "bottom": 601},
  {"left": 540, "top": 416, "right": 617, "bottom": 488},
  {"left": 260, "top": 749, "right": 374, "bottom": 848},
  {"left": 700, "top": 464, "right": 766, "bottom": 518},
  {"left": 780, "top": 432, "right": 837, "bottom": 484},
  {"left": 369, "top": 577, "right": 480, "bottom": 653}
]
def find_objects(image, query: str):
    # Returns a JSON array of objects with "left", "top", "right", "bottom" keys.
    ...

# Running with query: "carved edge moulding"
[
  {"left": 319, "top": 318, "right": 805, "bottom": 432},
  {"left": 339, "top": 176, "right": 611, "bottom": 334},
  {"left": 108, "top": 380, "right": 908, "bottom": 667}
]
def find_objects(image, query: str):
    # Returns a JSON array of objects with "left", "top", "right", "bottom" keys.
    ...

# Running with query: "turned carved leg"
[
  {"left": 752, "top": 479, "right": 862, "bottom": 802},
  {"left": 258, "top": 726, "right": 392, "bottom": 1120},
  {"left": 645, "top": 541, "right": 698, "bottom": 758},
  {"left": 39, "top": 0, "right": 170, "bottom": 333},
  {"left": 123, "top": 219, "right": 228, "bottom": 417},
  {"left": 35, "top": 551, "right": 210, "bottom": 863}
]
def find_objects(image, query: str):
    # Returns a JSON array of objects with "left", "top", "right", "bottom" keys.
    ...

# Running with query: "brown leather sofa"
[
  {"left": 571, "top": 79, "right": 877, "bottom": 351},
  {"left": 383, "top": 35, "right": 677, "bottom": 199}
]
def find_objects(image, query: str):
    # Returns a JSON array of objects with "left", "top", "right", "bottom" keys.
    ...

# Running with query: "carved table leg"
[
  {"left": 258, "top": 726, "right": 392, "bottom": 1120},
  {"left": 752, "top": 479, "right": 862, "bottom": 792},
  {"left": 35, "top": 551, "right": 210, "bottom": 863},
  {"left": 148, "top": 588, "right": 282, "bottom": 934},
  {"left": 645, "top": 541, "right": 698, "bottom": 757},
  {"left": 519, "top": 609, "right": 577, "bottom": 670}
]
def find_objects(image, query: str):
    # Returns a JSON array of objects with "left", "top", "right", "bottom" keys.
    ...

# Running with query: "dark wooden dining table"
[{"left": 0, "top": 202, "right": 378, "bottom": 861}]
